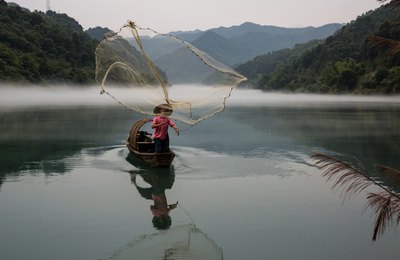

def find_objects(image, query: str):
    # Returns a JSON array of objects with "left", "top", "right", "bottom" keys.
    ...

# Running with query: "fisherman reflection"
[{"left": 130, "top": 171, "right": 178, "bottom": 230}]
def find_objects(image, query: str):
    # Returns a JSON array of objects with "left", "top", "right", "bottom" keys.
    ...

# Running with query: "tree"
[
  {"left": 311, "top": 2, "right": 400, "bottom": 242},
  {"left": 0, "top": 3, "right": 98, "bottom": 84},
  {"left": 369, "top": 0, "right": 400, "bottom": 55},
  {"left": 237, "top": 1, "right": 400, "bottom": 93}
]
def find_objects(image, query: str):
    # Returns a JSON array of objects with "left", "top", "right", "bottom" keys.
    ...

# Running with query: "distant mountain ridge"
[
  {"left": 141, "top": 22, "right": 342, "bottom": 84},
  {"left": 158, "top": 22, "right": 343, "bottom": 67},
  {"left": 190, "top": 31, "right": 249, "bottom": 66},
  {"left": 236, "top": 5, "right": 400, "bottom": 94},
  {"left": 176, "top": 22, "right": 342, "bottom": 41},
  {"left": 0, "top": 0, "right": 345, "bottom": 87}
]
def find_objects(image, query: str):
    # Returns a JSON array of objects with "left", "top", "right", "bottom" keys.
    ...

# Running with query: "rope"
[
  {"left": 96, "top": 21, "right": 247, "bottom": 126},
  {"left": 130, "top": 22, "right": 246, "bottom": 81},
  {"left": 178, "top": 204, "right": 197, "bottom": 226}
]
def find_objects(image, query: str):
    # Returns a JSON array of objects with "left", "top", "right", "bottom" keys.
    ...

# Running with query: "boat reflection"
[
  {"left": 130, "top": 169, "right": 177, "bottom": 230},
  {"left": 104, "top": 155, "right": 224, "bottom": 260}
]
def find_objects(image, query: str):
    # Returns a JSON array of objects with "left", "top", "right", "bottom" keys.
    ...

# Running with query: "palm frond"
[
  {"left": 378, "top": 0, "right": 400, "bottom": 8},
  {"left": 376, "top": 165, "right": 400, "bottom": 189},
  {"left": 368, "top": 35, "right": 400, "bottom": 55},
  {"left": 312, "top": 153, "right": 400, "bottom": 241},
  {"left": 366, "top": 192, "right": 400, "bottom": 240},
  {"left": 311, "top": 153, "right": 375, "bottom": 199}
]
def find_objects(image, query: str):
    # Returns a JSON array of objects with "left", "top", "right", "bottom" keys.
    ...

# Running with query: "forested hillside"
[
  {"left": 86, "top": 26, "right": 110, "bottom": 42},
  {"left": 0, "top": 0, "right": 98, "bottom": 84},
  {"left": 150, "top": 22, "right": 342, "bottom": 67},
  {"left": 237, "top": 5, "right": 400, "bottom": 93},
  {"left": 236, "top": 40, "right": 322, "bottom": 86}
]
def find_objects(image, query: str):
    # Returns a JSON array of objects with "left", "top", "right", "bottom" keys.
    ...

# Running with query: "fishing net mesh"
[
  {"left": 95, "top": 21, "right": 246, "bottom": 125},
  {"left": 103, "top": 224, "right": 223, "bottom": 260}
]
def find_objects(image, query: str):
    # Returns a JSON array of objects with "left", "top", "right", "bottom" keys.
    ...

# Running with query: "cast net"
[
  {"left": 103, "top": 224, "right": 223, "bottom": 260},
  {"left": 95, "top": 21, "right": 246, "bottom": 125}
]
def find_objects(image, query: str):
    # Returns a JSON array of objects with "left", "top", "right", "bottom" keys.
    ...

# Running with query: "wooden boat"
[{"left": 127, "top": 118, "right": 175, "bottom": 167}]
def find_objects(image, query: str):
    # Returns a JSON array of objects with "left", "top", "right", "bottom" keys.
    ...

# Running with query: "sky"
[{"left": 10, "top": 0, "right": 381, "bottom": 33}]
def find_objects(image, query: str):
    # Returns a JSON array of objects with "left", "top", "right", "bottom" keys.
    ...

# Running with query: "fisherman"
[{"left": 151, "top": 104, "right": 179, "bottom": 153}]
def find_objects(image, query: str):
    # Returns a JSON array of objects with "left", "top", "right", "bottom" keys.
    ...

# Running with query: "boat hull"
[
  {"left": 126, "top": 118, "right": 176, "bottom": 167},
  {"left": 127, "top": 143, "right": 175, "bottom": 167}
]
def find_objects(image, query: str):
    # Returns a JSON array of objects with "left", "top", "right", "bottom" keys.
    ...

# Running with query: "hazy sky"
[{"left": 11, "top": 0, "right": 381, "bottom": 32}]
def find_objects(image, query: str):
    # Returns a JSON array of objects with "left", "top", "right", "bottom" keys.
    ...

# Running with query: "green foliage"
[
  {"left": 381, "top": 66, "right": 400, "bottom": 93},
  {"left": 239, "top": 5, "right": 400, "bottom": 94},
  {"left": 85, "top": 26, "right": 111, "bottom": 42},
  {"left": 0, "top": 1, "right": 98, "bottom": 84},
  {"left": 236, "top": 40, "right": 322, "bottom": 86}
]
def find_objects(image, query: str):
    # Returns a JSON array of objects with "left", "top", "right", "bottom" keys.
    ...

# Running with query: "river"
[{"left": 0, "top": 87, "right": 399, "bottom": 259}]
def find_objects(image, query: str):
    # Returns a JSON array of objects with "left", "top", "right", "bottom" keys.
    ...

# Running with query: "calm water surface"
[{"left": 0, "top": 90, "right": 400, "bottom": 259}]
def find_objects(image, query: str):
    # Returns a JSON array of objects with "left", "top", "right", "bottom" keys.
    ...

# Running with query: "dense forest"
[
  {"left": 236, "top": 40, "right": 322, "bottom": 86},
  {"left": 85, "top": 26, "right": 110, "bottom": 42},
  {"left": 1, "top": 0, "right": 399, "bottom": 93},
  {"left": 0, "top": 0, "right": 98, "bottom": 84},
  {"left": 236, "top": 4, "right": 400, "bottom": 94}
]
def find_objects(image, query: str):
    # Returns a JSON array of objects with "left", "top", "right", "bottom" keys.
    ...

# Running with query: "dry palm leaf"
[
  {"left": 312, "top": 153, "right": 377, "bottom": 199},
  {"left": 366, "top": 192, "right": 400, "bottom": 240},
  {"left": 311, "top": 153, "right": 400, "bottom": 241},
  {"left": 371, "top": 1, "right": 400, "bottom": 54},
  {"left": 376, "top": 165, "right": 400, "bottom": 189},
  {"left": 368, "top": 35, "right": 400, "bottom": 55},
  {"left": 378, "top": 0, "right": 400, "bottom": 8}
]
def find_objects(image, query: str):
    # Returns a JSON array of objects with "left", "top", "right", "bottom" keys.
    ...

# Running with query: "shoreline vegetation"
[
  {"left": 236, "top": 4, "right": 400, "bottom": 94},
  {"left": 310, "top": 0, "right": 400, "bottom": 242},
  {"left": 0, "top": 0, "right": 399, "bottom": 94},
  {"left": 0, "top": 0, "right": 97, "bottom": 85}
]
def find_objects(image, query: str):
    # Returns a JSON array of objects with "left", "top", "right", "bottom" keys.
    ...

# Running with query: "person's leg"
[
  {"left": 162, "top": 136, "right": 170, "bottom": 152},
  {"left": 154, "top": 138, "right": 162, "bottom": 153}
]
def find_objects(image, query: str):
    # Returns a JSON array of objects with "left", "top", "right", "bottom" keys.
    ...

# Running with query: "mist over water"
[
  {"left": 1, "top": 85, "right": 400, "bottom": 259},
  {"left": 1, "top": 85, "right": 400, "bottom": 109}
]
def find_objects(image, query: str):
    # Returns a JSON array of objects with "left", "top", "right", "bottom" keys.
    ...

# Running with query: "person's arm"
[
  {"left": 151, "top": 118, "right": 166, "bottom": 128},
  {"left": 151, "top": 122, "right": 165, "bottom": 128},
  {"left": 168, "top": 119, "right": 180, "bottom": 135},
  {"left": 171, "top": 124, "right": 179, "bottom": 135},
  {"left": 168, "top": 201, "right": 178, "bottom": 210}
]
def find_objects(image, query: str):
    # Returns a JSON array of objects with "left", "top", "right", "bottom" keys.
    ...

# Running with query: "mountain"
[
  {"left": 226, "top": 23, "right": 343, "bottom": 60},
  {"left": 210, "top": 22, "right": 342, "bottom": 39},
  {"left": 0, "top": 0, "right": 98, "bottom": 84},
  {"left": 96, "top": 36, "right": 168, "bottom": 85},
  {"left": 190, "top": 31, "right": 249, "bottom": 66},
  {"left": 152, "top": 31, "right": 249, "bottom": 84},
  {"left": 85, "top": 26, "right": 111, "bottom": 42},
  {"left": 168, "top": 29, "right": 202, "bottom": 42},
  {"left": 154, "top": 46, "right": 215, "bottom": 84},
  {"left": 133, "top": 36, "right": 182, "bottom": 60},
  {"left": 143, "top": 22, "right": 343, "bottom": 83},
  {"left": 173, "top": 22, "right": 342, "bottom": 43},
  {"left": 173, "top": 22, "right": 342, "bottom": 66},
  {"left": 157, "top": 22, "right": 343, "bottom": 67},
  {"left": 237, "top": 5, "right": 400, "bottom": 94},
  {"left": 236, "top": 39, "right": 323, "bottom": 85}
]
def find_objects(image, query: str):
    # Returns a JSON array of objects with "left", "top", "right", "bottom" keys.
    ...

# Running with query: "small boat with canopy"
[{"left": 126, "top": 117, "right": 175, "bottom": 167}]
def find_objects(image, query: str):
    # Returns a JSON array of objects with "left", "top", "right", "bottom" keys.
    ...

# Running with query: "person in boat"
[{"left": 151, "top": 104, "right": 179, "bottom": 153}]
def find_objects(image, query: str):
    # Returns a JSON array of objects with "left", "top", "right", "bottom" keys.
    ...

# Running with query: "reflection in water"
[
  {"left": 126, "top": 153, "right": 178, "bottom": 231},
  {"left": 102, "top": 224, "right": 223, "bottom": 260},
  {"left": 230, "top": 106, "right": 400, "bottom": 172},
  {"left": 130, "top": 169, "right": 177, "bottom": 230},
  {"left": 103, "top": 155, "right": 224, "bottom": 260},
  {"left": 0, "top": 107, "right": 138, "bottom": 188},
  {"left": 1, "top": 104, "right": 399, "bottom": 259}
]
